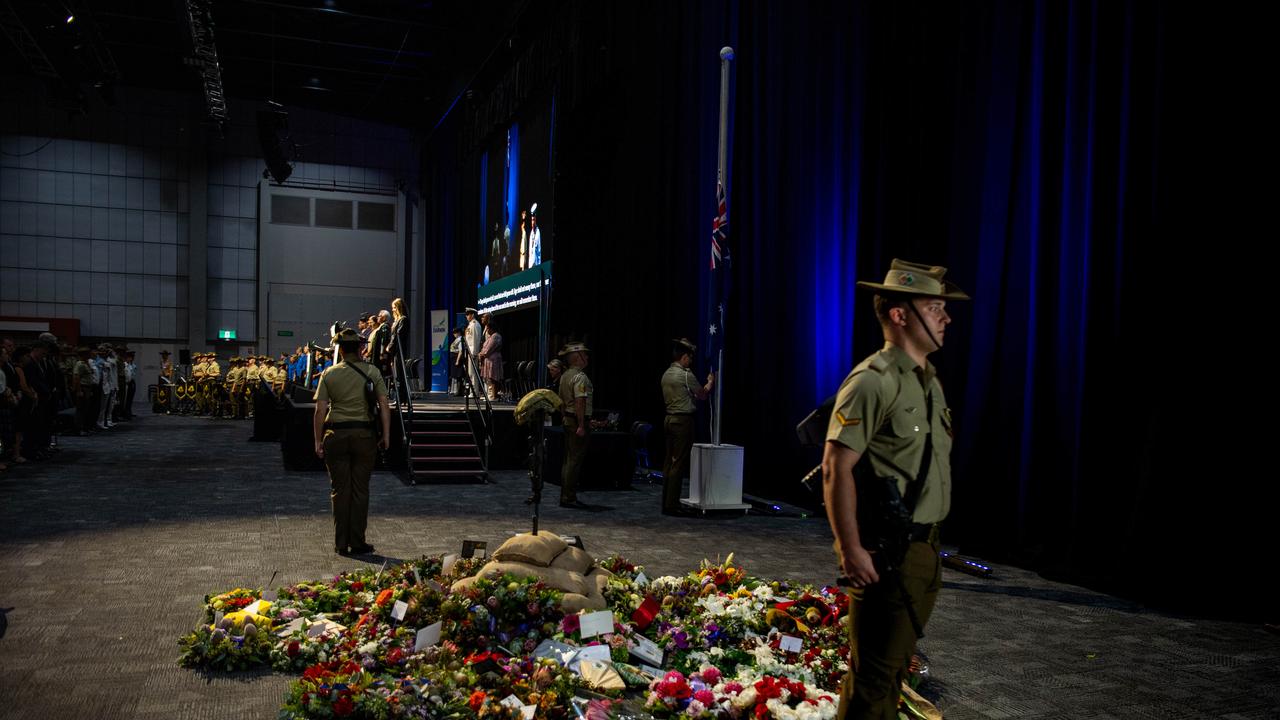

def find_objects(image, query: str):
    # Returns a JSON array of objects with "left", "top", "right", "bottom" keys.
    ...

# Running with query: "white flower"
[
  {"left": 766, "top": 698, "right": 798, "bottom": 720},
  {"left": 358, "top": 641, "right": 379, "bottom": 655},
  {"left": 685, "top": 700, "right": 707, "bottom": 716}
]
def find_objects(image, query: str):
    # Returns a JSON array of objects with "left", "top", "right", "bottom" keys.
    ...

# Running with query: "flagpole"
[{"left": 713, "top": 46, "right": 733, "bottom": 446}]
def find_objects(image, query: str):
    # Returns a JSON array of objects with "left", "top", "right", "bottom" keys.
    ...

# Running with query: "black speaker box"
[{"left": 257, "top": 109, "right": 293, "bottom": 184}]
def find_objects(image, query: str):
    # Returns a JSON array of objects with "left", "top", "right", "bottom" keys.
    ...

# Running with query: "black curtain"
[{"left": 422, "top": 0, "right": 1263, "bottom": 621}]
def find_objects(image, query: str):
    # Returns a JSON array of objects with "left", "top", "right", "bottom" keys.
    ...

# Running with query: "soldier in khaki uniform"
[
  {"left": 822, "top": 259, "right": 968, "bottom": 720},
  {"left": 225, "top": 357, "right": 245, "bottom": 418},
  {"left": 243, "top": 356, "right": 260, "bottom": 418},
  {"left": 557, "top": 342, "right": 593, "bottom": 509},
  {"left": 313, "top": 328, "right": 391, "bottom": 555},
  {"left": 206, "top": 351, "right": 224, "bottom": 417},
  {"left": 660, "top": 338, "right": 715, "bottom": 515},
  {"left": 190, "top": 353, "right": 208, "bottom": 414},
  {"left": 267, "top": 358, "right": 285, "bottom": 396}
]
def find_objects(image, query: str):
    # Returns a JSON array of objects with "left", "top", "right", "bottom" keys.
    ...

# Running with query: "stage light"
[{"left": 66, "top": 14, "right": 75, "bottom": 23}]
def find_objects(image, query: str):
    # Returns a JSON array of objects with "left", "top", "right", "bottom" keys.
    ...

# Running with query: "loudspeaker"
[
  {"left": 179, "top": 349, "right": 191, "bottom": 365},
  {"left": 257, "top": 108, "right": 293, "bottom": 184}
]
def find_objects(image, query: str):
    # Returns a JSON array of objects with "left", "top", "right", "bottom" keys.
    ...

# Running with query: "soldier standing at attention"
[
  {"left": 660, "top": 338, "right": 715, "bottom": 516},
  {"left": 190, "top": 353, "right": 207, "bottom": 415},
  {"left": 313, "top": 328, "right": 391, "bottom": 556},
  {"left": 205, "top": 353, "right": 223, "bottom": 417},
  {"left": 225, "top": 357, "right": 245, "bottom": 418},
  {"left": 244, "top": 356, "right": 260, "bottom": 418},
  {"left": 557, "top": 342, "right": 593, "bottom": 510},
  {"left": 462, "top": 308, "right": 483, "bottom": 397},
  {"left": 822, "top": 259, "right": 969, "bottom": 720}
]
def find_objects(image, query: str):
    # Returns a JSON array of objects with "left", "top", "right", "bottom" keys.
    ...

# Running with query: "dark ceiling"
[{"left": 1, "top": 0, "right": 526, "bottom": 129}]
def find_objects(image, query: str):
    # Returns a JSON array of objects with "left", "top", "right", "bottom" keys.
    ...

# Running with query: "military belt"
[
  {"left": 327, "top": 421, "right": 374, "bottom": 430},
  {"left": 908, "top": 522, "right": 942, "bottom": 544}
]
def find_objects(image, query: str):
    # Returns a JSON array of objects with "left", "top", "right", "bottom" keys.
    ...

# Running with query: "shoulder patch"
[{"left": 834, "top": 412, "right": 861, "bottom": 427}]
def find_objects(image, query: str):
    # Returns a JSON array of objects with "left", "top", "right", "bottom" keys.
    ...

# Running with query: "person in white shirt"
[
  {"left": 122, "top": 350, "right": 137, "bottom": 420},
  {"left": 94, "top": 345, "right": 118, "bottom": 430}
]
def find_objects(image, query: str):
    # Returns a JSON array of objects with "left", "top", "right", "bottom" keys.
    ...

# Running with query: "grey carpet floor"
[{"left": 1, "top": 414, "right": 1276, "bottom": 719}]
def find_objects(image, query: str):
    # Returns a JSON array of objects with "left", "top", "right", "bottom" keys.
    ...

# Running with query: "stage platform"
[
  {"left": 400, "top": 391, "right": 517, "bottom": 414},
  {"left": 279, "top": 389, "right": 531, "bottom": 476}
]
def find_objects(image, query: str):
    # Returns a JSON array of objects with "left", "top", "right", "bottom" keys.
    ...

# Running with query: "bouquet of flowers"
[{"left": 179, "top": 551, "right": 901, "bottom": 720}]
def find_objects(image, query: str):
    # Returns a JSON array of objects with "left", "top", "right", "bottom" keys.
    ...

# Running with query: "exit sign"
[
  {"left": 218, "top": 329, "right": 236, "bottom": 339},
  {"left": 277, "top": 330, "right": 294, "bottom": 337}
]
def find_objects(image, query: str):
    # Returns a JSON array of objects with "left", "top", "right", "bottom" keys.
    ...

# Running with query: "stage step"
[
  {"left": 407, "top": 469, "right": 488, "bottom": 482},
  {"left": 409, "top": 428, "right": 473, "bottom": 435},
  {"left": 397, "top": 401, "right": 488, "bottom": 484}
]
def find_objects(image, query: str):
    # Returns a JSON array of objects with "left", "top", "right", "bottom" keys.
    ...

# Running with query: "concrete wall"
[{"left": 0, "top": 82, "right": 422, "bottom": 362}]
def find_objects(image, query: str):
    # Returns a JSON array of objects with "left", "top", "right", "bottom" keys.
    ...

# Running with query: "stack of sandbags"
[{"left": 451, "top": 531, "right": 613, "bottom": 612}]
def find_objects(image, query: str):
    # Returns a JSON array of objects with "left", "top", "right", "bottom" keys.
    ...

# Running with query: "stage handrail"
[
  {"left": 391, "top": 339, "right": 413, "bottom": 475},
  {"left": 460, "top": 342, "right": 493, "bottom": 470}
]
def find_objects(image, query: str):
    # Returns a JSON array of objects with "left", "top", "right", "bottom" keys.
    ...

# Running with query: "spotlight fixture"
[{"left": 65, "top": 14, "right": 75, "bottom": 23}]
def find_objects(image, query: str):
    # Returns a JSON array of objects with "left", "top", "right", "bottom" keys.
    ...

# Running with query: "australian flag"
[
  {"left": 706, "top": 179, "right": 729, "bottom": 368},
  {"left": 710, "top": 180, "right": 727, "bottom": 270}
]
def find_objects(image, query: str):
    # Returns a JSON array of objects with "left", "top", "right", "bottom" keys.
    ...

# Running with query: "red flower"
[
  {"left": 287, "top": 641, "right": 301, "bottom": 657},
  {"left": 655, "top": 672, "right": 692, "bottom": 701},
  {"left": 332, "top": 695, "right": 355, "bottom": 716},
  {"left": 350, "top": 581, "right": 365, "bottom": 591},
  {"left": 386, "top": 648, "right": 404, "bottom": 665},
  {"left": 466, "top": 651, "right": 501, "bottom": 665},
  {"left": 302, "top": 662, "right": 333, "bottom": 682},
  {"left": 469, "top": 690, "right": 487, "bottom": 711},
  {"left": 754, "top": 676, "right": 783, "bottom": 700},
  {"left": 754, "top": 704, "right": 769, "bottom": 718},
  {"left": 693, "top": 689, "right": 715, "bottom": 705}
]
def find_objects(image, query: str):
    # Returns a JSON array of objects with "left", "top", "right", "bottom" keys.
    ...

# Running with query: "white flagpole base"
[{"left": 682, "top": 443, "right": 749, "bottom": 512}]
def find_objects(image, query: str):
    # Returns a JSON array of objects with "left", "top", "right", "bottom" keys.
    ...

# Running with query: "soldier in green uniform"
[
  {"left": 823, "top": 259, "right": 969, "bottom": 720},
  {"left": 313, "top": 328, "right": 391, "bottom": 556},
  {"left": 660, "top": 338, "right": 715, "bottom": 515},
  {"left": 557, "top": 342, "right": 593, "bottom": 509}
]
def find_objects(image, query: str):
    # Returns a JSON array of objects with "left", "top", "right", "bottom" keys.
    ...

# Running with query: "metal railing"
[
  {"left": 459, "top": 343, "right": 493, "bottom": 470},
  {"left": 390, "top": 339, "right": 413, "bottom": 474}
]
